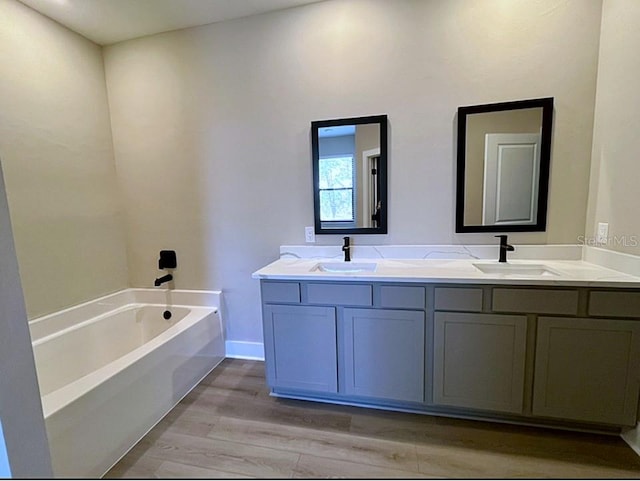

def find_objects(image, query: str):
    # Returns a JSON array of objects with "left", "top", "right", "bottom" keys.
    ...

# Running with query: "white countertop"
[{"left": 252, "top": 257, "right": 640, "bottom": 288}]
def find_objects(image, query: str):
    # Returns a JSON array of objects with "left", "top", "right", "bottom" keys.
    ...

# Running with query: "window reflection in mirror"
[
  {"left": 312, "top": 115, "right": 387, "bottom": 234},
  {"left": 455, "top": 98, "right": 553, "bottom": 233}
]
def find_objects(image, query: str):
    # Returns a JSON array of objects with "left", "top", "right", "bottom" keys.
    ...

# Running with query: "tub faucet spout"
[{"left": 154, "top": 274, "right": 173, "bottom": 287}]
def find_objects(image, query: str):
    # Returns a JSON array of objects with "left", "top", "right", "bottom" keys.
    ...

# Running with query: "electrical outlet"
[
  {"left": 305, "top": 226, "right": 315, "bottom": 243},
  {"left": 597, "top": 222, "right": 609, "bottom": 244}
]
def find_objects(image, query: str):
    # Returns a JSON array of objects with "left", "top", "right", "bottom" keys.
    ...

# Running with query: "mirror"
[
  {"left": 456, "top": 97, "right": 554, "bottom": 233},
  {"left": 312, "top": 115, "right": 388, "bottom": 234}
]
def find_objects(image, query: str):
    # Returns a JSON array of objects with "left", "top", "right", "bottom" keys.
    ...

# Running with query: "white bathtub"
[{"left": 29, "top": 288, "right": 225, "bottom": 478}]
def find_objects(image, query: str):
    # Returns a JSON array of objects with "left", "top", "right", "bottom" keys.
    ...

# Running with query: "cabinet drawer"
[
  {"left": 435, "top": 287, "right": 483, "bottom": 312},
  {"left": 307, "top": 283, "right": 372, "bottom": 306},
  {"left": 492, "top": 288, "right": 578, "bottom": 315},
  {"left": 588, "top": 291, "right": 640, "bottom": 318},
  {"left": 379, "top": 285, "right": 425, "bottom": 309},
  {"left": 261, "top": 281, "right": 300, "bottom": 303}
]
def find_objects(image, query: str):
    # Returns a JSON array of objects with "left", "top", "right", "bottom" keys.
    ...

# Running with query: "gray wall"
[
  {"left": 586, "top": 0, "right": 640, "bottom": 255},
  {"left": 319, "top": 135, "right": 356, "bottom": 158},
  {"left": 0, "top": 0, "right": 605, "bottom": 346},
  {"left": 104, "top": 0, "right": 602, "bottom": 344}
]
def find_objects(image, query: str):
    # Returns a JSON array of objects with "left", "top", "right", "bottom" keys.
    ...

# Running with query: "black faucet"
[
  {"left": 155, "top": 250, "right": 176, "bottom": 286},
  {"left": 154, "top": 274, "right": 173, "bottom": 287},
  {"left": 495, "top": 235, "right": 515, "bottom": 263},
  {"left": 342, "top": 236, "right": 351, "bottom": 262}
]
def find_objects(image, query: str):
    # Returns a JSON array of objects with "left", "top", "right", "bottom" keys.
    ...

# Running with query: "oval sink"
[
  {"left": 312, "top": 262, "right": 377, "bottom": 273},
  {"left": 473, "top": 262, "right": 560, "bottom": 277}
]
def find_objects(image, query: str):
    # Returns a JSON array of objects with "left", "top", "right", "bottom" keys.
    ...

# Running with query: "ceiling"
[{"left": 17, "top": 0, "right": 323, "bottom": 45}]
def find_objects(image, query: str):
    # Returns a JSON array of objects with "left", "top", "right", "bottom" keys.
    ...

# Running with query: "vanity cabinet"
[
  {"left": 261, "top": 280, "right": 425, "bottom": 403},
  {"left": 343, "top": 308, "right": 424, "bottom": 402},
  {"left": 532, "top": 316, "right": 640, "bottom": 426},
  {"left": 433, "top": 312, "right": 527, "bottom": 414},
  {"left": 259, "top": 279, "right": 640, "bottom": 431},
  {"left": 262, "top": 304, "right": 337, "bottom": 393}
]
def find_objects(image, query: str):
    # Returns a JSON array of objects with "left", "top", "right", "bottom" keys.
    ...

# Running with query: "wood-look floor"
[{"left": 105, "top": 359, "right": 640, "bottom": 479}]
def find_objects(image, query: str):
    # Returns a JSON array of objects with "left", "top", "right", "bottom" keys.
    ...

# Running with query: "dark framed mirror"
[
  {"left": 312, "top": 114, "right": 388, "bottom": 234},
  {"left": 455, "top": 97, "right": 554, "bottom": 233}
]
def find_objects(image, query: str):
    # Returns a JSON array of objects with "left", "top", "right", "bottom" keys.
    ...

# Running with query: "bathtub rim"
[
  {"left": 32, "top": 303, "right": 194, "bottom": 347},
  {"left": 29, "top": 288, "right": 222, "bottom": 341}
]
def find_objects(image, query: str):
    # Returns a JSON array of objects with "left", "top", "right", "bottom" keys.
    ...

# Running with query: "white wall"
[
  {"left": 0, "top": 0, "right": 128, "bottom": 318},
  {"left": 104, "top": 0, "right": 603, "bottom": 343},
  {"left": 0, "top": 160, "right": 52, "bottom": 477},
  {"left": 586, "top": 0, "right": 640, "bottom": 255}
]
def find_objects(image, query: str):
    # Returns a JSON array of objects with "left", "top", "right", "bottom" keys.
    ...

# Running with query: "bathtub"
[{"left": 28, "top": 288, "right": 225, "bottom": 478}]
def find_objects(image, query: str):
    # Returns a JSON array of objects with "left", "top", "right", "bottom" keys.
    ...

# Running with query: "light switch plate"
[
  {"left": 305, "top": 226, "right": 315, "bottom": 243},
  {"left": 597, "top": 222, "right": 609, "bottom": 244}
]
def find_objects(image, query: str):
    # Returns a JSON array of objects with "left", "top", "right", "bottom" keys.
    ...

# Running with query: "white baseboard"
[{"left": 225, "top": 341, "right": 264, "bottom": 361}]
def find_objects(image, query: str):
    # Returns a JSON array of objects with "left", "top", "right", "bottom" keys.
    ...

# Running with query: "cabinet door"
[
  {"left": 533, "top": 317, "right": 640, "bottom": 426},
  {"left": 343, "top": 308, "right": 425, "bottom": 403},
  {"left": 433, "top": 312, "right": 527, "bottom": 414},
  {"left": 263, "top": 305, "right": 337, "bottom": 393}
]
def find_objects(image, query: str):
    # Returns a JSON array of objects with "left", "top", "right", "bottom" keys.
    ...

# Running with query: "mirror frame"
[
  {"left": 312, "top": 114, "right": 388, "bottom": 235},
  {"left": 455, "top": 97, "right": 554, "bottom": 233}
]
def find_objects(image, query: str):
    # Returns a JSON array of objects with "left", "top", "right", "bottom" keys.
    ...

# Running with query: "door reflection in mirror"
[
  {"left": 482, "top": 132, "right": 541, "bottom": 225},
  {"left": 464, "top": 108, "right": 542, "bottom": 226},
  {"left": 455, "top": 98, "right": 553, "bottom": 233}
]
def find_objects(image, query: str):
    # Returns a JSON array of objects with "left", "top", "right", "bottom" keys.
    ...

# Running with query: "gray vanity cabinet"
[
  {"left": 343, "top": 308, "right": 425, "bottom": 402},
  {"left": 262, "top": 304, "right": 337, "bottom": 393},
  {"left": 433, "top": 312, "right": 527, "bottom": 414},
  {"left": 260, "top": 278, "right": 640, "bottom": 431},
  {"left": 532, "top": 316, "right": 640, "bottom": 426}
]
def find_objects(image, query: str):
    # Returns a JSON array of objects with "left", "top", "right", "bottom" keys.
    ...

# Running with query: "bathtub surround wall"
[
  {"left": 104, "top": 0, "right": 603, "bottom": 344},
  {"left": 585, "top": 0, "right": 640, "bottom": 257},
  {"left": 0, "top": 162, "right": 52, "bottom": 477},
  {"left": 0, "top": 0, "right": 129, "bottom": 318}
]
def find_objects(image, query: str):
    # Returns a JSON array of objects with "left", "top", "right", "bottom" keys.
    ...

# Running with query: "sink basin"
[
  {"left": 473, "top": 262, "right": 560, "bottom": 277},
  {"left": 312, "top": 262, "right": 377, "bottom": 273}
]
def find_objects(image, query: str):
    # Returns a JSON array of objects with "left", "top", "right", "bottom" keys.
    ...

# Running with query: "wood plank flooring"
[{"left": 105, "top": 359, "right": 640, "bottom": 478}]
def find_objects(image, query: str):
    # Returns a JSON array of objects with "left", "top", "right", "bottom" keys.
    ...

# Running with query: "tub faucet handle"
[{"left": 158, "top": 250, "right": 177, "bottom": 270}]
